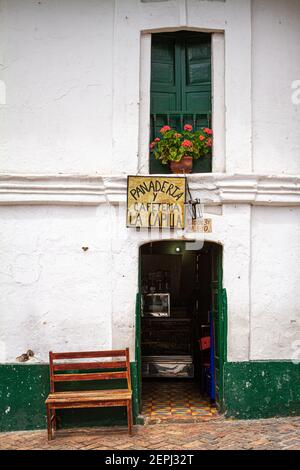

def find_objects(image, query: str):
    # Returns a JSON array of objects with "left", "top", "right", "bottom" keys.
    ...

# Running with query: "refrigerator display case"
[
  {"left": 141, "top": 292, "right": 194, "bottom": 378},
  {"left": 142, "top": 293, "right": 170, "bottom": 317}
]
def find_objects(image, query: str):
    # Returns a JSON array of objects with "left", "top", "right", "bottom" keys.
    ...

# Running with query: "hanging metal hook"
[{"left": 185, "top": 177, "right": 203, "bottom": 220}]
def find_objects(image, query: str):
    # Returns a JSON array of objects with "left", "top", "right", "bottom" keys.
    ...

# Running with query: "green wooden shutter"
[
  {"left": 150, "top": 34, "right": 178, "bottom": 174},
  {"left": 183, "top": 35, "right": 211, "bottom": 121},
  {"left": 150, "top": 32, "right": 212, "bottom": 174},
  {"left": 151, "top": 35, "right": 178, "bottom": 115}
]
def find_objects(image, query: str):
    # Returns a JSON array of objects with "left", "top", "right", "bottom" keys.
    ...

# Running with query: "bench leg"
[
  {"left": 127, "top": 400, "right": 133, "bottom": 436},
  {"left": 46, "top": 404, "right": 53, "bottom": 441},
  {"left": 52, "top": 409, "right": 57, "bottom": 431}
]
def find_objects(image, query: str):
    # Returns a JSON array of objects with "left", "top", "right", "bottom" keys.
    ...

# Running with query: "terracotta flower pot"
[{"left": 170, "top": 155, "right": 193, "bottom": 174}]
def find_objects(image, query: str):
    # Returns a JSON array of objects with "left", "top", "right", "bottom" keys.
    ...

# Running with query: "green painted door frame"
[
  {"left": 135, "top": 245, "right": 143, "bottom": 414},
  {"left": 135, "top": 242, "right": 227, "bottom": 416},
  {"left": 211, "top": 244, "right": 227, "bottom": 412},
  {"left": 135, "top": 291, "right": 142, "bottom": 414}
]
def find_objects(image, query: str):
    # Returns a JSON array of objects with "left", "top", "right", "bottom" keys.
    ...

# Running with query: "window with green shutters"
[{"left": 150, "top": 31, "right": 212, "bottom": 174}]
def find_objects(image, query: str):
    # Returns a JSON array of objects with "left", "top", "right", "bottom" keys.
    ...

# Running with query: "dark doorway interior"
[{"left": 140, "top": 241, "right": 218, "bottom": 422}]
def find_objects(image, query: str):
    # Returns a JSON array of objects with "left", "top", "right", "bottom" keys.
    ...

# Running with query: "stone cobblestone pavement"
[{"left": 0, "top": 417, "right": 299, "bottom": 450}]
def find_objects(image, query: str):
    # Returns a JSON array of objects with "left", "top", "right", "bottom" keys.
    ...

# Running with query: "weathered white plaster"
[
  {"left": 0, "top": 193, "right": 252, "bottom": 363},
  {"left": 252, "top": 0, "right": 300, "bottom": 175},
  {"left": 0, "top": 0, "right": 299, "bottom": 365},
  {"left": 0, "top": 189, "right": 299, "bottom": 363},
  {"left": 0, "top": 0, "right": 115, "bottom": 174},
  {"left": 0, "top": 205, "right": 114, "bottom": 362},
  {"left": 0, "top": 0, "right": 298, "bottom": 175},
  {"left": 138, "top": 33, "right": 152, "bottom": 174},
  {"left": 0, "top": 0, "right": 253, "bottom": 175},
  {"left": 211, "top": 33, "right": 225, "bottom": 172},
  {"left": 220, "top": 204, "right": 251, "bottom": 362},
  {"left": 250, "top": 207, "right": 300, "bottom": 360}
]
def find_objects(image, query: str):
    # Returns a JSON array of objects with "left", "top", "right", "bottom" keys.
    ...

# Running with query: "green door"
[
  {"left": 150, "top": 32, "right": 212, "bottom": 174},
  {"left": 211, "top": 244, "right": 227, "bottom": 411}
]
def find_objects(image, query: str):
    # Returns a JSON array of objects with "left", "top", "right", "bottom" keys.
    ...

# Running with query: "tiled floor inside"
[{"left": 142, "top": 379, "right": 219, "bottom": 423}]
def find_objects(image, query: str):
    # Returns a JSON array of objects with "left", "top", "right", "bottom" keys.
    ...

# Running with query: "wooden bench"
[{"left": 45, "top": 348, "right": 133, "bottom": 440}]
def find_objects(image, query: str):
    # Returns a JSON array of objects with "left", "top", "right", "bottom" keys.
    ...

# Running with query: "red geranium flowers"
[
  {"left": 150, "top": 123, "right": 213, "bottom": 166},
  {"left": 160, "top": 125, "right": 171, "bottom": 133},
  {"left": 182, "top": 139, "right": 193, "bottom": 148}
]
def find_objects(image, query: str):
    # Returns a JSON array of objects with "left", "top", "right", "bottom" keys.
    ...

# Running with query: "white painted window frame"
[{"left": 138, "top": 30, "right": 225, "bottom": 174}]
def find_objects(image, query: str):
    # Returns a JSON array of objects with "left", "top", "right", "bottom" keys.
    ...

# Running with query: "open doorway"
[{"left": 137, "top": 240, "right": 226, "bottom": 422}]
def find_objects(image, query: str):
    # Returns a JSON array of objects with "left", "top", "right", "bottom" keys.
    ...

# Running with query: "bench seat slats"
[
  {"left": 46, "top": 389, "right": 132, "bottom": 404},
  {"left": 53, "top": 371, "right": 127, "bottom": 382},
  {"left": 53, "top": 361, "right": 126, "bottom": 371}
]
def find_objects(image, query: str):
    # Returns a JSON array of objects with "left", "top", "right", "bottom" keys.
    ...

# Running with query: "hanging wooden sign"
[{"left": 127, "top": 175, "right": 186, "bottom": 229}]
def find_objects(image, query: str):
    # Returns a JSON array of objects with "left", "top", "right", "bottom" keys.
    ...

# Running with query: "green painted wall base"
[
  {"left": 0, "top": 362, "right": 139, "bottom": 432},
  {"left": 224, "top": 361, "right": 300, "bottom": 419},
  {"left": 1, "top": 361, "right": 299, "bottom": 431}
]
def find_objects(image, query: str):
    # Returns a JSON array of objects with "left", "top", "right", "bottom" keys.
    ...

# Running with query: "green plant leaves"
[{"left": 151, "top": 126, "right": 212, "bottom": 165}]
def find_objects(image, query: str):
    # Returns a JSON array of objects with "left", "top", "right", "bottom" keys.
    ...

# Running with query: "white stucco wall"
[
  {"left": 0, "top": 0, "right": 115, "bottom": 174},
  {"left": 250, "top": 206, "right": 300, "bottom": 360},
  {"left": 1, "top": 0, "right": 299, "bottom": 175},
  {"left": 1, "top": 192, "right": 299, "bottom": 363},
  {"left": 252, "top": 0, "right": 300, "bottom": 175},
  {"left": 1, "top": 0, "right": 299, "bottom": 174},
  {"left": 0, "top": 0, "right": 299, "bottom": 364},
  {"left": 0, "top": 199, "right": 250, "bottom": 362},
  {"left": 0, "top": 205, "right": 115, "bottom": 362}
]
